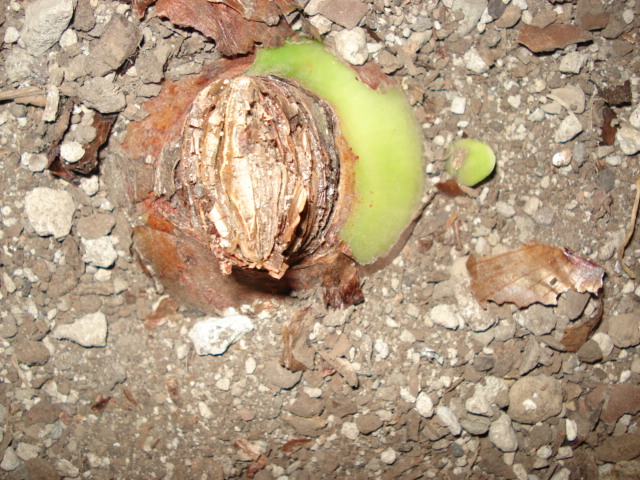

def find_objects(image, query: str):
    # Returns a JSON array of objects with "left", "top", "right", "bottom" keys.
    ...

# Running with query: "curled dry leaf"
[
  {"left": 281, "top": 437, "right": 313, "bottom": 456},
  {"left": 560, "top": 298, "right": 603, "bottom": 352},
  {"left": 154, "top": 0, "right": 295, "bottom": 56},
  {"left": 281, "top": 310, "right": 313, "bottom": 372},
  {"left": 91, "top": 394, "right": 111, "bottom": 413},
  {"left": 467, "top": 243, "right": 605, "bottom": 309}
]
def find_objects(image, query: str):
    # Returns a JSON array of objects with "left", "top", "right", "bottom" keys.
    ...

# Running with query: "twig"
[
  {"left": 617, "top": 175, "right": 640, "bottom": 278},
  {"left": 0, "top": 86, "right": 45, "bottom": 102}
]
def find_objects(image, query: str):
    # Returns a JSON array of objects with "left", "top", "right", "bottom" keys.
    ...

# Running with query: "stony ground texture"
[{"left": 1, "top": 0, "right": 640, "bottom": 479}]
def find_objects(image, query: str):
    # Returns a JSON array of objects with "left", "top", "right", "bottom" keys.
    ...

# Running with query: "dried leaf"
[
  {"left": 561, "top": 298, "right": 604, "bottom": 352},
  {"left": 436, "top": 179, "right": 467, "bottom": 197},
  {"left": 599, "top": 80, "right": 632, "bottom": 107},
  {"left": 91, "top": 394, "right": 111, "bottom": 413},
  {"left": 246, "top": 454, "right": 267, "bottom": 478},
  {"left": 233, "top": 439, "right": 262, "bottom": 459},
  {"left": 518, "top": 24, "right": 592, "bottom": 53},
  {"left": 467, "top": 243, "right": 605, "bottom": 309},
  {"left": 281, "top": 310, "right": 312, "bottom": 372},
  {"left": 155, "top": 0, "right": 294, "bottom": 56},
  {"left": 319, "top": 351, "right": 359, "bottom": 388},
  {"left": 144, "top": 296, "right": 179, "bottom": 330},
  {"left": 70, "top": 112, "right": 117, "bottom": 175},
  {"left": 281, "top": 438, "right": 312, "bottom": 456},
  {"left": 600, "top": 104, "right": 617, "bottom": 146}
]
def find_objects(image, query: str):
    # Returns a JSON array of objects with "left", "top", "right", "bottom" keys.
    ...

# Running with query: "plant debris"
[{"left": 467, "top": 243, "right": 605, "bottom": 308}]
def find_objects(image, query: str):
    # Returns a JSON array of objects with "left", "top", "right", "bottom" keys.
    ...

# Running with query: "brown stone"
[
  {"left": 286, "top": 395, "right": 324, "bottom": 418},
  {"left": 356, "top": 413, "right": 383, "bottom": 435},
  {"left": 594, "top": 434, "right": 640, "bottom": 463},
  {"left": 518, "top": 24, "right": 593, "bottom": 53},
  {"left": 316, "top": 0, "right": 368, "bottom": 30},
  {"left": 585, "top": 384, "right": 640, "bottom": 424}
]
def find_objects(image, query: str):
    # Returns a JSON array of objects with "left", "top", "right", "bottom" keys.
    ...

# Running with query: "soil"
[{"left": 1, "top": 0, "right": 640, "bottom": 479}]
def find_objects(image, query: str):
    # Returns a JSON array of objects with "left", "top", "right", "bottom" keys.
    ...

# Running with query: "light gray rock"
[
  {"left": 60, "top": 141, "right": 85, "bottom": 163},
  {"left": 452, "top": 0, "right": 488, "bottom": 36},
  {"left": 591, "top": 332, "right": 614, "bottom": 356},
  {"left": 629, "top": 105, "right": 640, "bottom": 130},
  {"left": 380, "top": 448, "right": 397, "bottom": 465},
  {"left": 0, "top": 447, "right": 20, "bottom": 471},
  {"left": 436, "top": 405, "right": 462, "bottom": 436},
  {"left": 78, "top": 77, "right": 126, "bottom": 114},
  {"left": 82, "top": 236, "right": 118, "bottom": 268},
  {"left": 508, "top": 375, "right": 563, "bottom": 424},
  {"left": 489, "top": 413, "right": 518, "bottom": 452},
  {"left": 21, "top": 0, "right": 76, "bottom": 56},
  {"left": 54, "top": 311, "right": 108, "bottom": 347},
  {"left": 463, "top": 48, "right": 489, "bottom": 73},
  {"left": 495, "top": 201, "right": 516, "bottom": 218},
  {"left": 88, "top": 15, "right": 141, "bottom": 75},
  {"left": 429, "top": 304, "right": 462, "bottom": 330},
  {"left": 334, "top": 27, "right": 368, "bottom": 65},
  {"left": 188, "top": 314, "right": 254, "bottom": 356},
  {"left": 607, "top": 314, "right": 640, "bottom": 348},
  {"left": 617, "top": 127, "right": 640, "bottom": 155},
  {"left": 24, "top": 187, "right": 76, "bottom": 239},
  {"left": 559, "top": 51, "right": 587, "bottom": 74},
  {"left": 4, "top": 27, "right": 20, "bottom": 44},
  {"left": 549, "top": 85, "right": 585, "bottom": 114},
  {"left": 554, "top": 115, "right": 583, "bottom": 143},
  {"left": 415, "top": 391, "right": 434, "bottom": 418}
]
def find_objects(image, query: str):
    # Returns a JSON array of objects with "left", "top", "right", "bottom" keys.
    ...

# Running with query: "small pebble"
[
  {"left": 551, "top": 149, "right": 572, "bottom": 167},
  {"left": 341, "top": 421, "right": 359, "bottom": 440},
  {"left": 463, "top": 49, "right": 489, "bottom": 74},
  {"left": 334, "top": 28, "right": 368, "bottom": 65},
  {"left": 53, "top": 311, "right": 108, "bottom": 348},
  {"left": 380, "top": 448, "right": 397, "bottom": 465},
  {"left": 4, "top": 26, "right": 20, "bottom": 44},
  {"left": 60, "top": 141, "right": 86, "bottom": 163},
  {"left": 450, "top": 96, "right": 466, "bottom": 114},
  {"left": 591, "top": 332, "right": 614, "bottom": 357},
  {"left": 554, "top": 115, "right": 583, "bottom": 143},
  {"left": 617, "top": 127, "right": 640, "bottom": 155},
  {"left": 436, "top": 405, "right": 461, "bottom": 436},
  {"left": 495, "top": 201, "right": 516, "bottom": 218},
  {"left": 188, "top": 315, "right": 254, "bottom": 356}
]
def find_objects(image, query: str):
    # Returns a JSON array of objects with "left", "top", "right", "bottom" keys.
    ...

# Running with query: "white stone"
[
  {"left": 215, "top": 378, "right": 230, "bottom": 391},
  {"left": 629, "top": 105, "right": 640, "bottom": 130},
  {"left": 429, "top": 304, "right": 462, "bottom": 330},
  {"left": 334, "top": 28, "right": 368, "bottom": 65},
  {"left": 605, "top": 155, "right": 622, "bottom": 167},
  {"left": 53, "top": 311, "right": 108, "bottom": 347},
  {"left": 188, "top": 315, "right": 254, "bottom": 356},
  {"left": 374, "top": 337, "right": 390, "bottom": 360},
  {"left": 198, "top": 401, "right": 213, "bottom": 419},
  {"left": 56, "top": 459, "right": 80, "bottom": 477},
  {"left": 415, "top": 391, "right": 434, "bottom": 418},
  {"left": 554, "top": 115, "right": 583, "bottom": 143},
  {"left": 4, "top": 26, "right": 20, "bottom": 44},
  {"left": 82, "top": 236, "right": 118, "bottom": 268},
  {"left": 0, "top": 447, "right": 20, "bottom": 471},
  {"left": 591, "top": 332, "right": 614, "bottom": 356},
  {"left": 436, "top": 405, "right": 461, "bottom": 436},
  {"left": 552, "top": 149, "right": 572, "bottom": 167},
  {"left": 489, "top": 413, "right": 518, "bottom": 452},
  {"left": 308, "top": 14, "right": 332, "bottom": 35},
  {"left": 341, "top": 421, "right": 359, "bottom": 440},
  {"left": 622, "top": 9, "right": 634, "bottom": 24},
  {"left": 24, "top": 187, "right": 76, "bottom": 239},
  {"left": 21, "top": 0, "right": 75, "bottom": 56},
  {"left": 507, "top": 95, "right": 521, "bottom": 109},
  {"left": 245, "top": 357, "right": 257, "bottom": 375},
  {"left": 450, "top": 96, "right": 467, "bottom": 114},
  {"left": 59, "top": 28, "right": 77, "bottom": 49},
  {"left": 463, "top": 48, "right": 489, "bottom": 74},
  {"left": 565, "top": 418, "right": 578, "bottom": 441},
  {"left": 617, "top": 127, "right": 640, "bottom": 155},
  {"left": 15, "top": 443, "right": 39, "bottom": 461},
  {"left": 80, "top": 175, "right": 100, "bottom": 196},
  {"left": 22, "top": 152, "right": 49, "bottom": 172},
  {"left": 60, "top": 141, "right": 85, "bottom": 163},
  {"left": 522, "top": 197, "right": 540, "bottom": 216},
  {"left": 559, "top": 52, "right": 587, "bottom": 74},
  {"left": 495, "top": 201, "right": 516, "bottom": 218},
  {"left": 380, "top": 448, "right": 397, "bottom": 465},
  {"left": 551, "top": 468, "right": 571, "bottom": 480}
]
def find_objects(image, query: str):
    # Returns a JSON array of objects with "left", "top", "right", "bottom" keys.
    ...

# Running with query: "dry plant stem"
[{"left": 617, "top": 175, "right": 640, "bottom": 278}]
